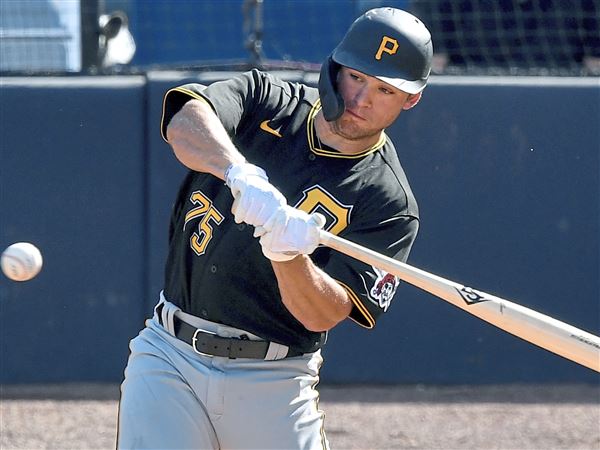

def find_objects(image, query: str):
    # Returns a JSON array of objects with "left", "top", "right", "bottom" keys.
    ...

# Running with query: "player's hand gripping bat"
[{"left": 318, "top": 230, "right": 600, "bottom": 372}]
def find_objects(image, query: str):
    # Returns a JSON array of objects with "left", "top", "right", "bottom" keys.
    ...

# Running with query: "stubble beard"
[{"left": 330, "top": 115, "right": 380, "bottom": 142}]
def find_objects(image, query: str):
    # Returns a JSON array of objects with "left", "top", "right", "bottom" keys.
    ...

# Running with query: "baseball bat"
[{"left": 319, "top": 230, "right": 600, "bottom": 372}]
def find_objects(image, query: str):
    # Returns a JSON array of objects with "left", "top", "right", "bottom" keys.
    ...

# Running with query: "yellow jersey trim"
[
  {"left": 306, "top": 99, "right": 387, "bottom": 159},
  {"left": 335, "top": 279, "right": 375, "bottom": 329},
  {"left": 160, "top": 87, "right": 211, "bottom": 142}
]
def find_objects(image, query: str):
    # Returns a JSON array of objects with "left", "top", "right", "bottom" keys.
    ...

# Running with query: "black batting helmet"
[{"left": 318, "top": 8, "right": 433, "bottom": 121}]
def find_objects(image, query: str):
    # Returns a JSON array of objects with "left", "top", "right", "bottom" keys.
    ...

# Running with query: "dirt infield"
[{"left": 1, "top": 383, "right": 599, "bottom": 449}]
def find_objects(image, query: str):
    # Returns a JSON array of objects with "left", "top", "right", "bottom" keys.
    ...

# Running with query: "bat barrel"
[{"left": 319, "top": 231, "right": 600, "bottom": 373}]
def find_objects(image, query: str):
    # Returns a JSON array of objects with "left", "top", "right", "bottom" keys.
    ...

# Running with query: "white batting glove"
[
  {"left": 254, "top": 206, "right": 326, "bottom": 262},
  {"left": 225, "top": 163, "right": 287, "bottom": 227}
]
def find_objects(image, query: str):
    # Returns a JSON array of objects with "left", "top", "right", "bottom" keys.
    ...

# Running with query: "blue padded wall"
[
  {"left": 1, "top": 74, "right": 597, "bottom": 383},
  {"left": 0, "top": 77, "right": 147, "bottom": 382}
]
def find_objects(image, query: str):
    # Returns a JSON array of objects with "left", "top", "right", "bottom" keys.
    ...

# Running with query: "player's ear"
[{"left": 402, "top": 92, "right": 422, "bottom": 110}]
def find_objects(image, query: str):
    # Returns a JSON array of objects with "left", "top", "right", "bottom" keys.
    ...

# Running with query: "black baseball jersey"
[{"left": 160, "top": 69, "right": 419, "bottom": 354}]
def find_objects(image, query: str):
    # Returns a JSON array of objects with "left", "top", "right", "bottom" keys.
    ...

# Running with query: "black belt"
[{"left": 156, "top": 303, "right": 303, "bottom": 359}]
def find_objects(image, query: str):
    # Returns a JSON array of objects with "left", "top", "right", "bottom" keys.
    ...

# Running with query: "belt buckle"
[{"left": 191, "top": 328, "right": 216, "bottom": 357}]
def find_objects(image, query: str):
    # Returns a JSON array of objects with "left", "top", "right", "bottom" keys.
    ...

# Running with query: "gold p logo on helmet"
[
  {"left": 319, "top": 8, "right": 433, "bottom": 121},
  {"left": 375, "top": 36, "right": 399, "bottom": 60}
]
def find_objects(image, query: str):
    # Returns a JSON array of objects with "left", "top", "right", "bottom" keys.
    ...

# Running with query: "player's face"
[{"left": 332, "top": 67, "right": 418, "bottom": 142}]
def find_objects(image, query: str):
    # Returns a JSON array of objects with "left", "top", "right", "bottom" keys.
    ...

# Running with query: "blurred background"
[
  {"left": 1, "top": 0, "right": 599, "bottom": 75},
  {"left": 0, "top": 0, "right": 598, "bottom": 385}
]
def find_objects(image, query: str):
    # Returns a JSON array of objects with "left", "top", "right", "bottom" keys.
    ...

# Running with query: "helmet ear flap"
[{"left": 318, "top": 56, "right": 345, "bottom": 122}]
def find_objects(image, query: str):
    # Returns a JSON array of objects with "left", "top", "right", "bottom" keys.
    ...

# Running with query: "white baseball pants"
[{"left": 117, "top": 298, "right": 329, "bottom": 450}]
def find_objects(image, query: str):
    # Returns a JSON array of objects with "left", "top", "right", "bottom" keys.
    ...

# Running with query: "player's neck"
[{"left": 314, "top": 111, "right": 383, "bottom": 155}]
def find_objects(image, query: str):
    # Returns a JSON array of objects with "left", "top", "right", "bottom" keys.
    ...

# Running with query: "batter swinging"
[{"left": 117, "top": 7, "right": 433, "bottom": 449}]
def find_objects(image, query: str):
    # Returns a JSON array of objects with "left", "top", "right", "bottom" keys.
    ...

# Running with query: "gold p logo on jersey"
[{"left": 375, "top": 36, "right": 399, "bottom": 60}]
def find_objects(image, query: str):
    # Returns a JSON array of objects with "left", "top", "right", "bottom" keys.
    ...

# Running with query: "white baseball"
[{"left": 1, "top": 242, "right": 43, "bottom": 282}]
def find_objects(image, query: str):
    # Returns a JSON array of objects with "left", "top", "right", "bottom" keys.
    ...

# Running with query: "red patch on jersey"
[{"left": 369, "top": 268, "right": 399, "bottom": 312}]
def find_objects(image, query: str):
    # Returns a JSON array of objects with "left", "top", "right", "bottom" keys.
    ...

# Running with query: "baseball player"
[{"left": 117, "top": 7, "right": 432, "bottom": 450}]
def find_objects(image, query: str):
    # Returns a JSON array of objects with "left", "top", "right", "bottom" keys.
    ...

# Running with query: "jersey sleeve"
[
  {"left": 320, "top": 214, "right": 418, "bottom": 329},
  {"left": 160, "top": 83, "right": 209, "bottom": 141},
  {"left": 160, "top": 69, "right": 272, "bottom": 142},
  {"left": 311, "top": 162, "right": 419, "bottom": 330}
]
